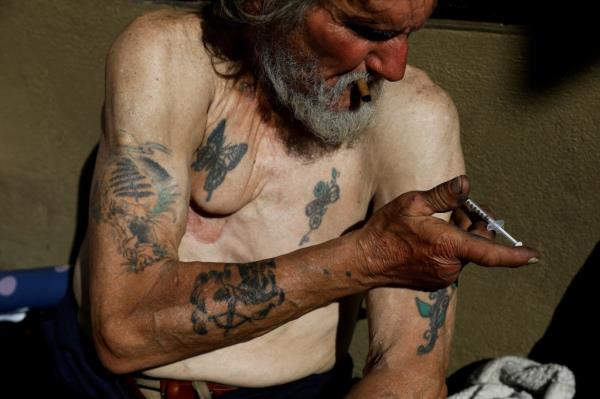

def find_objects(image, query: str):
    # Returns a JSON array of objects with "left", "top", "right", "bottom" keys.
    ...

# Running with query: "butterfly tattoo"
[
  {"left": 192, "top": 119, "right": 248, "bottom": 201},
  {"left": 299, "top": 168, "right": 340, "bottom": 246}
]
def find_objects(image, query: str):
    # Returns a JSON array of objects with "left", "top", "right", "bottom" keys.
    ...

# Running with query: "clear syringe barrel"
[{"left": 464, "top": 198, "right": 523, "bottom": 246}]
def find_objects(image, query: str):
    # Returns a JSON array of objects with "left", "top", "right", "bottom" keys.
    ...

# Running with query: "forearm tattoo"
[
  {"left": 191, "top": 119, "right": 248, "bottom": 201},
  {"left": 415, "top": 283, "right": 457, "bottom": 354},
  {"left": 91, "top": 136, "right": 179, "bottom": 273},
  {"left": 190, "top": 259, "right": 285, "bottom": 335},
  {"left": 299, "top": 168, "right": 340, "bottom": 246}
]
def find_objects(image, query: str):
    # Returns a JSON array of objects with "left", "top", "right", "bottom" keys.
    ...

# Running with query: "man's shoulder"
[
  {"left": 104, "top": 9, "right": 215, "bottom": 151},
  {"left": 370, "top": 66, "right": 464, "bottom": 198},
  {"left": 379, "top": 66, "right": 456, "bottom": 127},
  {"left": 372, "top": 65, "right": 459, "bottom": 148},
  {"left": 112, "top": 9, "right": 205, "bottom": 56},
  {"left": 107, "top": 9, "right": 215, "bottom": 94}
]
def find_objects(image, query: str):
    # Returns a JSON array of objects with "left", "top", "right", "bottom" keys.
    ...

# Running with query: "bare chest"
[{"left": 179, "top": 121, "right": 375, "bottom": 264}]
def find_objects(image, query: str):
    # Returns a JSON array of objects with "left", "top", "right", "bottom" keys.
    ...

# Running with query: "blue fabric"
[{"left": 0, "top": 265, "right": 70, "bottom": 313}]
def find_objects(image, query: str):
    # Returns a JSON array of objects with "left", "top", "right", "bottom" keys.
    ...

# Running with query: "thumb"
[{"left": 400, "top": 175, "right": 470, "bottom": 217}]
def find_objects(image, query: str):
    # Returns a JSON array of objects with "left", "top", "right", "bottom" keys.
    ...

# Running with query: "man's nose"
[{"left": 365, "top": 38, "right": 409, "bottom": 81}]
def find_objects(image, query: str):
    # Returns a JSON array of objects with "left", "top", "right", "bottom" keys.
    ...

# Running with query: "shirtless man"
[{"left": 72, "top": 1, "right": 540, "bottom": 398}]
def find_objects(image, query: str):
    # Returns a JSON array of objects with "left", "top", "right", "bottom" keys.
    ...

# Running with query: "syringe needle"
[{"left": 464, "top": 198, "right": 523, "bottom": 247}]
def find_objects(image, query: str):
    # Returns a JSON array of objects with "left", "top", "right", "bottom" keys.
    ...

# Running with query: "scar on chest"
[{"left": 186, "top": 205, "right": 229, "bottom": 244}]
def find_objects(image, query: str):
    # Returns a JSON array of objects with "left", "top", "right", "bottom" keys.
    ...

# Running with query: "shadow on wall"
[
  {"left": 432, "top": 0, "right": 600, "bottom": 91},
  {"left": 68, "top": 145, "right": 98, "bottom": 265},
  {"left": 525, "top": 0, "right": 600, "bottom": 92},
  {"left": 528, "top": 241, "right": 599, "bottom": 398}
]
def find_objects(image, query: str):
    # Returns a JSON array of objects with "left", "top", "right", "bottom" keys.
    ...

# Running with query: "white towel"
[{"left": 448, "top": 356, "right": 575, "bottom": 399}]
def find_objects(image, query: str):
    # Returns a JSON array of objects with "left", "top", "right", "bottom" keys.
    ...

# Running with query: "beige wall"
[
  {"left": 409, "top": 21, "right": 599, "bottom": 374},
  {"left": 1, "top": 0, "right": 597, "bottom": 378},
  {"left": 0, "top": 0, "right": 152, "bottom": 267}
]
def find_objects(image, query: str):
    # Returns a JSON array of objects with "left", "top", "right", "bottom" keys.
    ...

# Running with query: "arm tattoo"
[
  {"left": 415, "top": 283, "right": 457, "bottom": 354},
  {"left": 190, "top": 259, "right": 285, "bottom": 335},
  {"left": 299, "top": 168, "right": 340, "bottom": 246},
  {"left": 191, "top": 119, "right": 248, "bottom": 201},
  {"left": 91, "top": 138, "right": 179, "bottom": 273}
]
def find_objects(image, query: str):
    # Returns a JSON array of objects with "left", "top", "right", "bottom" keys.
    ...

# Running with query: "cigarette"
[{"left": 357, "top": 79, "right": 371, "bottom": 102}]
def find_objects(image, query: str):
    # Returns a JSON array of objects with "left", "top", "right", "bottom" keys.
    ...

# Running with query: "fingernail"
[
  {"left": 451, "top": 176, "right": 463, "bottom": 194},
  {"left": 528, "top": 257, "right": 540, "bottom": 264}
]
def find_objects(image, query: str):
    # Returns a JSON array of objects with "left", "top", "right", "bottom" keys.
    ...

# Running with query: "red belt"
[
  {"left": 124, "top": 376, "right": 239, "bottom": 399},
  {"left": 161, "top": 379, "right": 239, "bottom": 399}
]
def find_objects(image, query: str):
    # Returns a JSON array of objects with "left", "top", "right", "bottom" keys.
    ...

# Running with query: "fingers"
[
  {"left": 451, "top": 207, "right": 471, "bottom": 230},
  {"left": 469, "top": 219, "right": 495, "bottom": 240},
  {"left": 456, "top": 232, "right": 540, "bottom": 267},
  {"left": 452, "top": 203, "right": 497, "bottom": 240},
  {"left": 399, "top": 175, "right": 470, "bottom": 217}
]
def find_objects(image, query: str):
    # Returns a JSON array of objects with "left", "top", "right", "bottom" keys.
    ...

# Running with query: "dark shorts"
[
  {"left": 43, "top": 292, "right": 357, "bottom": 398},
  {"left": 41, "top": 292, "right": 131, "bottom": 398}
]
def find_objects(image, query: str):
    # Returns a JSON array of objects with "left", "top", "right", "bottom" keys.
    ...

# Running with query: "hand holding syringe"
[{"left": 464, "top": 198, "right": 523, "bottom": 247}]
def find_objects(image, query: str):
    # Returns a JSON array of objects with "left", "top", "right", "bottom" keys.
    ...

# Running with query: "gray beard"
[{"left": 255, "top": 36, "right": 381, "bottom": 145}]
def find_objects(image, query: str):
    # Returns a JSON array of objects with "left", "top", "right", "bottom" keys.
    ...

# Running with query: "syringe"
[{"left": 464, "top": 198, "right": 523, "bottom": 247}]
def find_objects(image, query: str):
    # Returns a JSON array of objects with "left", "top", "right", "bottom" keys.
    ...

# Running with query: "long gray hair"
[
  {"left": 199, "top": 0, "right": 318, "bottom": 27},
  {"left": 196, "top": 0, "right": 318, "bottom": 76}
]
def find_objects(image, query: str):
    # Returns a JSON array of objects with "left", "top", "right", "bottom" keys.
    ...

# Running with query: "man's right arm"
[
  {"left": 89, "top": 14, "right": 371, "bottom": 374},
  {"left": 90, "top": 130, "right": 365, "bottom": 374}
]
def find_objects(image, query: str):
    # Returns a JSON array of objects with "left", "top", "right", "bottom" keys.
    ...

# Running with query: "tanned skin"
[{"left": 75, "top": 2, "right": 540, "bottom": 397}]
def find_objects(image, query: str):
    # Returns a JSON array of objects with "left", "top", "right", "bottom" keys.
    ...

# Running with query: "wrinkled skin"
[{"left": 358, "top": 176, "right": 537, "bottom": 290}]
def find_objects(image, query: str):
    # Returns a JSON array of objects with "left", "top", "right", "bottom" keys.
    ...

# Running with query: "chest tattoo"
[
  {"left": 191, "top": 119, "right": 248, "bottom": 201},
  {"left": 299, "top": 168, "right": 341, "bottom": 246}
]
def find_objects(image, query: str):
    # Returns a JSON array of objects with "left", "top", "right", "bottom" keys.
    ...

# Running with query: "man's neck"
[{"left": 230, "top": 71, "right": 347, "bottom": 160}]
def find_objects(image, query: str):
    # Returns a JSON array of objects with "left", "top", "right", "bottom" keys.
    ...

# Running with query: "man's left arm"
[
  {"left": 347, "top": 69, "right": 464, "bottom": 398},
  {"left": 351, "top": 285, "right": 457, "bottom": 398}
]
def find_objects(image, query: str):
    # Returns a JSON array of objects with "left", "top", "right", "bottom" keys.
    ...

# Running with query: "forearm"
[{"left": 93, "top": 232, "right": 371, "bottom": 373}]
